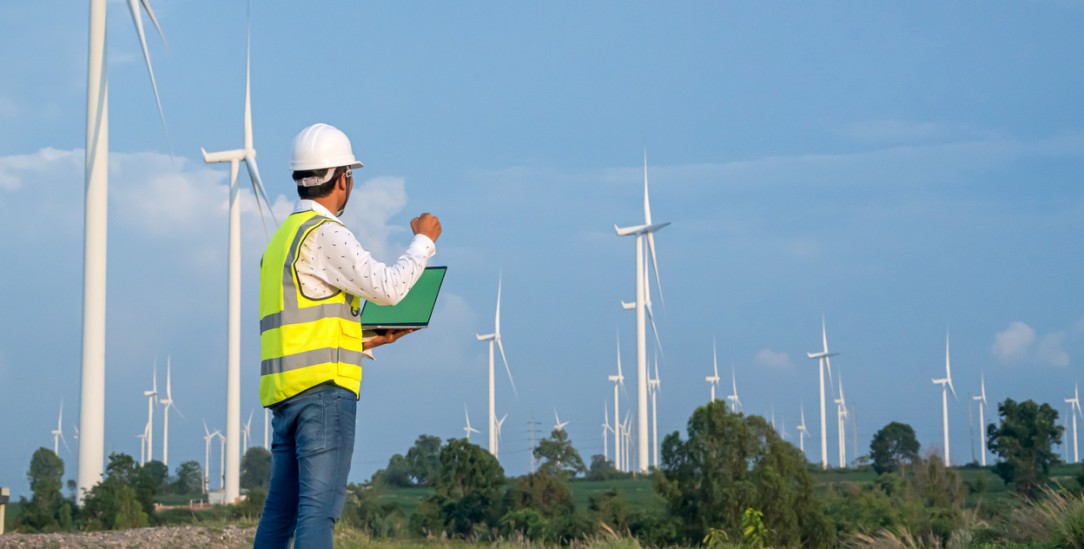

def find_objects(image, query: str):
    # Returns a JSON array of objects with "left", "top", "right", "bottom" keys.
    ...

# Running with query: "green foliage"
[
  {"left": 233, "top": 488, "right": 266, "bottom": 521},
  {"left": 79, "top": 453, "right": 158, "bottom": 530},
  {"left": 240, "top": 447, "right": 272, "bottom": 491},
  {"left": 172, "top": 460, "right": 204, "bottom": 495},
  {"left": 405, "top": 434, "right": 442, "bottom": 487},
  {"left": 341, "top": 484, "right": 406, "bottom": 538},
  {"left": 411, "top": 438, "right": 506, "bottom": 539},
  {"left": 654, "top": 401, "right": 834, "bottom": 548},
  {"left": 15, "top": 447, "right": 67, "bottom": 532},
  {"left": 587, "top": 454, "right": 620, "bottom": 481},
  {"left": 534, "top": 429, "right": 587, "bottom": 477},
  {"left": 508, "top": 470, "right": 575, "bottom": 518},
  {"left": 740, "top": 507, "right": 771, "bottom": 547},
  {"left": 141, "top": 460, "right": 169, "bottom": 493},
  {"left": 870, "top": 422, "right": 921, "bottom": 475},
  {"left": 588, "top": 489, "right": 632, "bottom": 533},
  {"left": 372, "top": 453, "right": 412, "bottom": 487},
  {"left": 988, "top": 398, "right": 1063, "bottom": 497}
]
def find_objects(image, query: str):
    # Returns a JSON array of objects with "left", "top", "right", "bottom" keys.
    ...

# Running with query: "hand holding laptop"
[{"left": 365, "top": 328, "right": 416, "bottom": 350}]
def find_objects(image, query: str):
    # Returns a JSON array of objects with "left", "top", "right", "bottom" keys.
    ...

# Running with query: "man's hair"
[{"left": 293, "top": 166, "right": 347, "bottom": 199}]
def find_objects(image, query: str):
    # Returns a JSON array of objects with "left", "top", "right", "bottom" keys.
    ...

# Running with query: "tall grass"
[{"left": 1002, "top": 487, "right": 1084, "bottom": 548}]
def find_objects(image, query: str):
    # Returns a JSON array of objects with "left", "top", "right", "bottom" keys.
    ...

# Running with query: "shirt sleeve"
[{"left": 307, "top": 222, "right": 435, "bottom": 306}]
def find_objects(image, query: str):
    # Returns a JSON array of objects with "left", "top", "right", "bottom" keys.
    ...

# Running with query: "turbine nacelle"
[{"left": 614, "top": 221, "right": 671, "bottom": 238}]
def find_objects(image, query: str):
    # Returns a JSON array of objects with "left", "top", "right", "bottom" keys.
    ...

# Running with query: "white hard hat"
[{"left": 289, "top": 123, "right": 364, "bottom": 172}]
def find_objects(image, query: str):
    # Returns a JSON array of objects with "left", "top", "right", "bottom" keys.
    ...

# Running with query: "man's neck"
[{"left": 311, "top": 196, "right": 339, "bottom": 214}]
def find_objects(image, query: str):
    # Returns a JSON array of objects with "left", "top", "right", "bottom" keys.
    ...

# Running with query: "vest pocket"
[{"left": 337, "top": 324, "right": 363, "bottom": 381}]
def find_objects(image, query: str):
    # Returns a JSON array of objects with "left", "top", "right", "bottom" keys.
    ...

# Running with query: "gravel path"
[{"left": 0, "top": 525, "right": 255, "bottom": 548}]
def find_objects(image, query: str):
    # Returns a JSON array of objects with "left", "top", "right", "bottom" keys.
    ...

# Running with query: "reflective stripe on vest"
[{"left": 259, "top": 210, "right": 364, "bottom": 407}]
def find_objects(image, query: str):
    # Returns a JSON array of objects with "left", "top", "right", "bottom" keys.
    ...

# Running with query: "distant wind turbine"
[
  {"left": 835, "top": 372, "right": 848, "bottom": 468},
  {"left": 143, "top": 364, "right": 158, "bottom": 463},
  {"left": 806, "top": 317, "right": 839, "bottom": 470},
  {"left": 706, "top": 338, "right": 721, "bottom": 402},
  {"left": 495, "top": 414, "right": 508, "bottom": 459},
  {"left": 932, "top": 333, "right": 958, "bottom": 467},
  {"left": 463, "top": 405, "right": 481, "bottom": 443},
  {"left": 972, "top": 373, "right": 989, "bottom": 466},
  {"left": 602, "top": 406, "right": 613, "bottom": 462},
  {"left": 78, "top": 0, "right": 171, "bottom": 504},
  {"left": 727, "top": 364, "right": 742, "bottom": 413},
  {"left": 200, "top": 23, "right": 277, "bottom": 504},
  {"left": 158, "top": 356, "right": 184, "bottom": 468},
  {"left": 796, "top": 404, "right": 809, "bottom": 455},
  {"left": 243, "top": 409, "right": 254, "bottom": 451},
  {"left": 202, "top": 420, "right": 216, "bottom": 494},
  {"left": 648, "top": 351, "right": 661, "bottom": 468},
  {"left": 608, "top": 331, "right": 627, "bottom": 470},
  {"left": 614, "top": 151, "right": 669, "bottom": 474},
  {"left": 554, "top": 409, "right": 569, "bottom": 431},
  {"left": 476, "top": 274, "right": 517, "bottom": 457},
  {"left": 52, "top": 400, "right": 71, "bottom": 457},
  {"left": 136, "top": 423, "right": 148, "bottom": 466},
  {"left": 1066, "top": 383, "right": 1083, "bottom": 463}
]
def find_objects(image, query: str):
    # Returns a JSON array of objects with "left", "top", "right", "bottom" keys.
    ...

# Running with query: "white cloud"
[
  {"left": 339, "top": 176, "right": 410, "bottom": 262},
  {"left": 754, "top": 348, "right": 791, "bottom": 369},
  {"left": 992, "top": 321, "right": 1036, "bottom": 362},
  {"left": 1037, "top": 332, "right": 1070, "bottom": 367},
  {"left": 0, "top": 147, "right": 82, "bottom": 191}
]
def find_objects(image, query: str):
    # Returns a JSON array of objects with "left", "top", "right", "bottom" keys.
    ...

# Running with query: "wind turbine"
[
  {"left": 1066, "top": 383, "right": 1082, "bottom": 463},
  {"left": 476, "top": 274, "right": 517, "bottom": 457},
  {"left": 796, "top": 404, "right": 809, "bottom": 455},
  {"left": 463, "top": 405, "right": 480, "bottom": 443},
  {"left": 136, "top": 423, "right": 148, "bottom": 466},
  {"left": 835, "top": 373, "right": 848, "bottom": 468},
  {"left": 143, "top": 365, "right": 158, "bottom": 463},
  {"left": 706, "top": 338, "right": 721, "bottom": 402},
  {"left": 648, "top": 352, "right": 661, "bottom": 468},
  {"left": 554, "top": 409, "right": 569, "bottom": 431},
  {"left": 806, "top": 317, "right": 839, "bottom": 470},
  {"left": 215, "top": 430, "right": 226, "bottom": 490},
  {"left": 972, "top": 373, "right": 989, "bottom": 466},
  {"left": 243, "top": 409, "right": 254, "bottom": 452},
  {"left": 202, "top": 420, "right": 215, "bottom": 493},
  {"left": 200, "top": 25, "right": 277, "bottom": 504},
  {"left": 158, "top": 356, "right": 184, "bottom": 468},
  {"left": 78, "top": 0, "right": 170, "bottom": 504},
  {"left": 494, "top": 414, "right": 508, "bottom": 459},
  {"left": 52, "top": 400, "right": 71, "bottom": 457},
  {"left": 726, "top": 364, "right": 742, "bottom": 413},
  {"left": 602, "top": 406, "right": 613, "bottom": 462},
  {"left": 608, "top": 331, "right": 627, "bottom": 470},
  {"left": 614, "top": 151, "right": 669, "bottom": 474},
  {"left": 621, "top": 412, "right": 633, "bottom": 472},
  {"left": 932, "top": 334, "right": 957, "bottom": 467}
]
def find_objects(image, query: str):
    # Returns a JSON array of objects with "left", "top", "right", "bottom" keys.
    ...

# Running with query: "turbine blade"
[
  {"left": 645, "top": 299, "right": 663, "bottom": 355},
  {"left": 166, "top": 356, "right": 172, "bottom": 399},
  {"left": 126, "top": 0, "right": 171, "bottom": 154},
  {"left": 244, "top": 154, "right": 276, "bottom": 238},
  {"left": 172, "top": 402, "right": 187, "bottom": 421},
  {"left": 60, "top": 433, "right": 72, "bottom": 454},
  {"left": 712, "top": 337, "right": 719, "bottom": 379},
  {"left": 494, "top": 274, "right": 502, "bottom": 334},
  {"left": 139, "top": 0, "right": 167, "bottom": 45},
  {"left": 497, "top": 338, "right": 517, "bottom": 397},
  {"left": 244, "top": 32, "right": 253, "bottom": 151}
]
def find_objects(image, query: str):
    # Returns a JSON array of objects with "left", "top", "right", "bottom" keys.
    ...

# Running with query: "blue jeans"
[{"left": 254, "top": 384, "right": 357, "bottom": 549}]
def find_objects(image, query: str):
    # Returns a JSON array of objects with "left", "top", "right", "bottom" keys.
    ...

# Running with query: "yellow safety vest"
[{"left": 259, "top": 210, "right": 364, "bottom": 407}]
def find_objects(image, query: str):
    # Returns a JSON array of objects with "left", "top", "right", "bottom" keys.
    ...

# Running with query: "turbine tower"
[
  {"left": 613, "top": 152, "right": 669, "bottom": 473},
  {"left": 806, "top": 317, "right": 838, "bottom": 470},
  {"left": 726, "top": 364, "right": 742, "bottom": 413},
  {"left": 932, "top": 334, "right": 957, "bottom": 467},
  {"left": 52, "top": 400, "right": 71, "bottom": 457},
  {"left": 79, "top": 0, "right": 169, "bottom": 503},
  {"left": 835, "top": 373, "right": 848, "bottom": 468},
  {"left": 143, "top": 365, "right": 158, "bottom": 463},
  {"left": 158, "top": 356, "right": 184, "bottom": 468},
  {"left": 971, "top": 373, "right": 988, "bottom": 466},
  {"left": 796, "top": 404, "right": 809, "bottom": 455},
  {"left": 706, "top": 338, "right": 721, "bottom": 402},
  {"left": 648, "top": 353, "right": 661, "bottom": 468},
  {"left": 463, "top": 405, "right": 481, "bottom": 442},
  {"left": 602, "top": 406, "right": 613, "bottom": 462},
  {"left": 1066, "top": 383, "right": 1082, "bottom": 463},
  {"left": 476, "top": 275, "right": 517, "bottom": 457},
  {"left": 202, "top": 420, "right": 215, "bottom": 494},
  {"left": 608, "top": 332, "right": 626, "bottom": 469},
  {"left": 200, "top": 28, "right": 277, "bottom": 504}
]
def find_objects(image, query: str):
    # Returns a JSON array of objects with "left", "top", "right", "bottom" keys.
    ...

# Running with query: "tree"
[
  {"left": 405, "top": 434, "right": 443, "bottom": 486},
  {"left": 988, "top": 398, "right": 1063, "bottom": 497},
  {"left": 141, "top": 460, "right": 169, "bottom": 493},
  {"left": 241, "top": 447, "right": 272, "bottom": 491},
  {"left": 411, "top": 438, "right": 507, "bottom": 539},
  {"left": 81, "top": 454, "right": 150, "bottom": 530},
  {"left": 654, "top": 401, "right": 834, "bottom": 548},
  {"left": 870, "top": 422, "right": 921, "bottom": 474},
  {"left": 534, "top": 429, "right": 586, "bottom": 477},
  {"left": 372, "top": 453, "right": 412, "bottom": 487},
  {"left": 172, "top": 461, "right": 203, "bottom": 495},
  {"left": 16, "top": 448, "right": 66, "bottom": 532},
  {"left": 586, "top": 454, "right": 619, "bottom": 481}
]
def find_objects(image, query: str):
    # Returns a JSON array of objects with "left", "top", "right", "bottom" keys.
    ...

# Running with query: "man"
[{"left": 254, "top": 123, "right": 442, "bottom": 547}]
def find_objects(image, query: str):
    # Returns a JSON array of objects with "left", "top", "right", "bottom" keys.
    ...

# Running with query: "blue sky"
[{"left": 2, "top": 1, "right": 1083, "bottom": 498}]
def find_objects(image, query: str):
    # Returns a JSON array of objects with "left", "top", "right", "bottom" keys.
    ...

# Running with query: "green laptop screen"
[{"left": 359, "top": 266, "right": 447, "bottom": 328}]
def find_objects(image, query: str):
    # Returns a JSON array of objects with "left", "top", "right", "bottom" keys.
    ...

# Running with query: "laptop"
[{"left": 359, "top": 266, "right": 447, "bottom": 330}]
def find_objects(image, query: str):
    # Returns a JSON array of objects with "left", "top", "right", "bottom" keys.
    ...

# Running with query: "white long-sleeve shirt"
[{"left": 293, "top": 200, "right": 435, "bottom": 306}]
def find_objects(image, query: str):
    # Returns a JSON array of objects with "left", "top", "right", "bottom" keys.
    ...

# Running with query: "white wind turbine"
[
  {"left": 614, "top": 151, "right": 669, "bottom": 474},
  {"left": 202, "top": 420, "right": 216, "bottom": 493},
  {"left": 1065, "top": 384, "right": 1082, "bottom": 463},
  {"left": 476, "top": 274, "right": 517, "bottom": 457},
  {"left": 78, "top": 0, "right": 169, "bottom": 503},
  {"left": 200, "top": 26, "right": 277, "bottom": 504},
  {"left": 648, "top": 353, "right": 661, "bottom": 468},
  {"left": 143, "top": 365, "right": 158, "bottom": 463},
  {"left": 602, "top": 406, "right": 613, "bottom": 462},
  {"left": 216, "top": 431, "right": 226, "bottom": 490},
  {"left": 621, "top": 413, "right": 633, "bottom": 472},
  {"left": 136, "top": 423, "right": 148, "bottom": 466},
  {"left": 52, "top": 400, "right": 71, "bottom": 457},
  {"left": 463, "top": 405, "right": 480, "bottom": 443},
  {"left": 806, "top": 317, "right": 838, "bottom": 470},
  {"left": 158, "top": 356, "right": 184, "bottom": 468},
  {"left": 835, "top": 373, "right": 848, "bottom": 468},
  {"left": 796, "top": 405, "right": 810, "bottom": 455},
  {"left": 243, "top": 409, "right": 254, "bottom": 452},
  {"left": 608, "top": 331, "right": 627, "bottom": 470},
  {"left": 706, "top": 338, "right": 721, "bottom": 402},
  {"left": 554, "top": 409, "right": 570, "bottom": 431},
  {"left": 726, "top": 364, "right": 742, "bottom": 413},
  {"left": 494, "top": 414, "right": 508, "bottom": 459},
  {"left": 932, "top": 334, "right": 957, "bottom": 467},
  {"left": 972, "top": 373, "right": 989, "bottom": 466}
]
